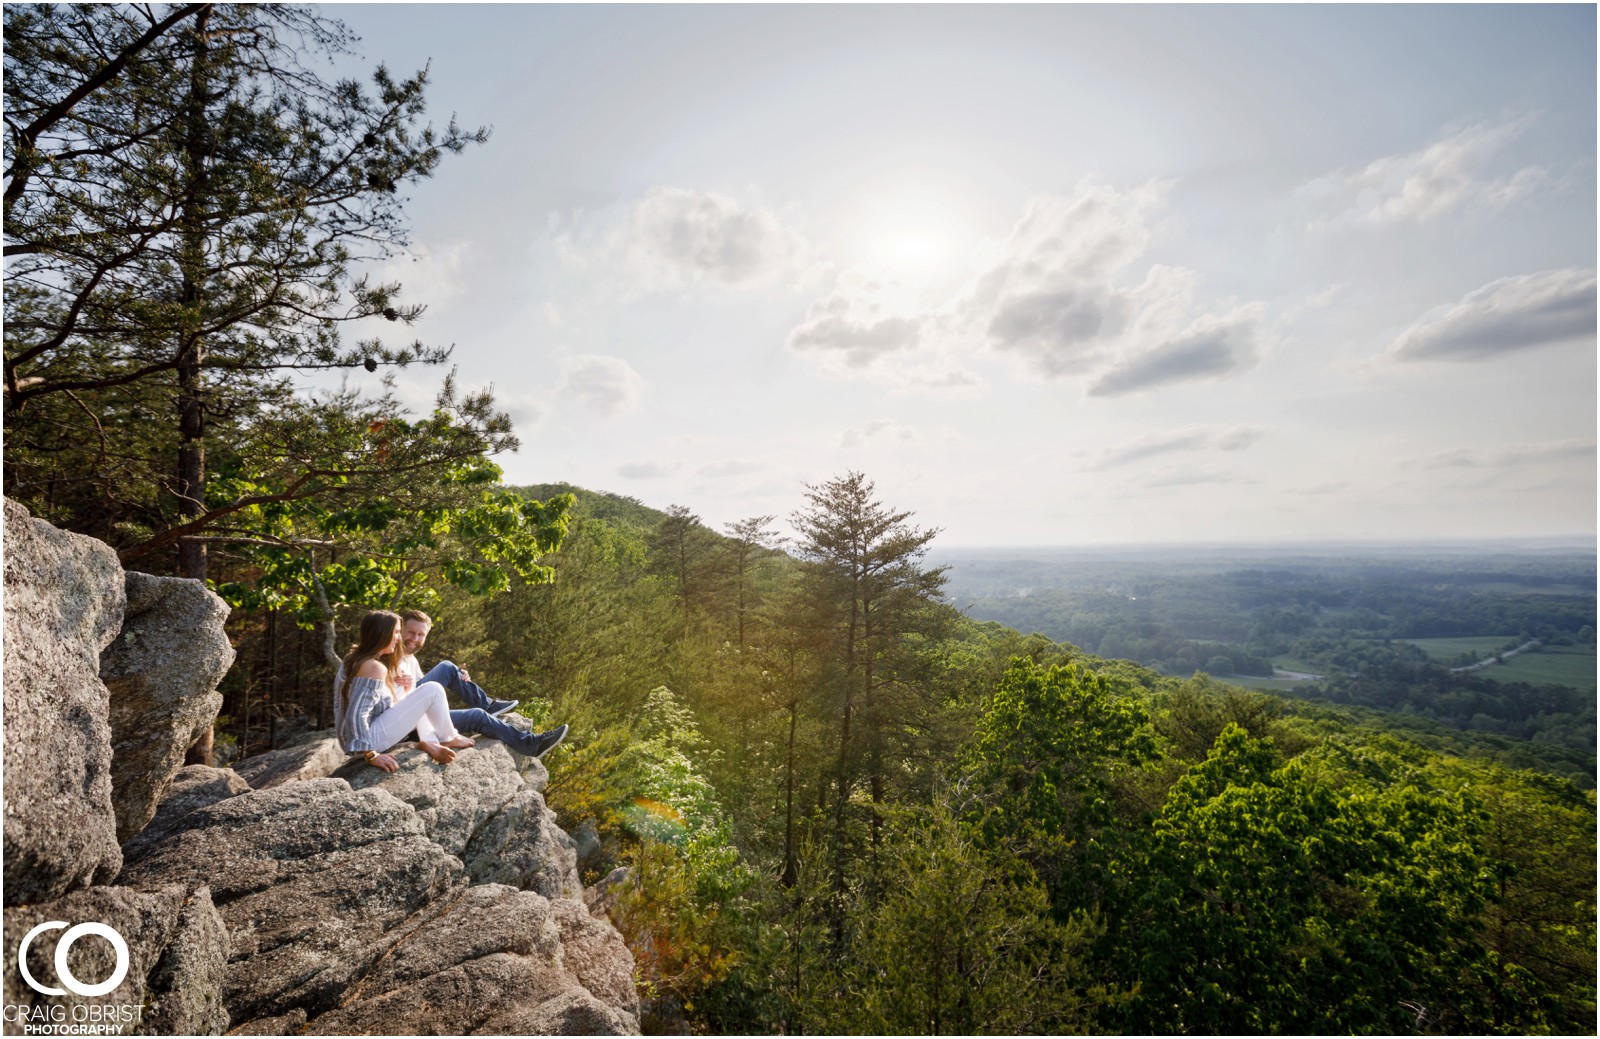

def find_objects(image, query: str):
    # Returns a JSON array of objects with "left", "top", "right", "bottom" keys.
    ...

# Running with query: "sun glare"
[
  {"left": 838, "top": 174, "right": 988, "bottom": 287},
  {"left": 874, "top": 231, "right": 949, "bottom": 269}
]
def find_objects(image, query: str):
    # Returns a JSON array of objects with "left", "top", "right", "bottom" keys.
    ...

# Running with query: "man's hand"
[
  {"left": 459, "top": 666, "right": 471, "bottom": 684},
  {"left": 368, "top": 752, "right": 399, "bottom": 773}
]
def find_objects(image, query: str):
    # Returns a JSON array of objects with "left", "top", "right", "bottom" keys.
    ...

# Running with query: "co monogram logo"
[{"left": 16, "top": 921, "right": 129, "bottom": 998}]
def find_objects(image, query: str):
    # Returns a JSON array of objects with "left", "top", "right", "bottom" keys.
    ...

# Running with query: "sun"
[
  {"left": 836, "top": 173, "right": 987, "bottom": 288},
  {"left": 873, "top": 231, "right": 950, "bottom": 269}
]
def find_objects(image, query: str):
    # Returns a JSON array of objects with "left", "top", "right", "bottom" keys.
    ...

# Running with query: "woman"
[{"left": 334, "top": 610, "right": 475, "bottom": 772}]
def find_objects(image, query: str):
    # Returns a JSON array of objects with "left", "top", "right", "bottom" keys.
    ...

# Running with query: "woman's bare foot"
[
  {"left": 441, "top": 736, "right": 475, "bottom": 750},
  {"left": 417, "top": 741, "right": 456, "bottom": 766}
]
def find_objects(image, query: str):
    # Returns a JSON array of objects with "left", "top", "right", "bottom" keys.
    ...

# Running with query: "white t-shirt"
[{"left": 397, "top": 653, "right": 423, "bottom": 694}]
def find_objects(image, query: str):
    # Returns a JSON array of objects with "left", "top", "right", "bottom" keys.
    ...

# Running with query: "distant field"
[
  {"left": 1270, "top": 655, "right": 1326, "bottom": 675},
  {"left": 1458, "top": 581, "right": 1593, "bottom": 595},
  {"left": 1402, "top": 636, "right": 1521, "bottom": 662},
  {"left": 1475, "top": 646, "right": 1597, "bottom": 693},
  {"left": 1227, "top": 674, "right": 1311, "bottom": 692}
]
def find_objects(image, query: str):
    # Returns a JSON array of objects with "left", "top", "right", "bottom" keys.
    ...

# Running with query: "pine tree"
[
  {"left": 789, "top": 472, "right": 948, "bottom": 908},
  {"left": 4, "top": 3, "right": 488, "bottom": 576},
  {"left": 718, "top": 514, "right": 784, "bottom": 647}
]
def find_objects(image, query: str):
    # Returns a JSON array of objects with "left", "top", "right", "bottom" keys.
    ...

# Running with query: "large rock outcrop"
[
  {"left": 335, "top": 741, "right": 584, "bottom": 899},
  {"left": 100, "top": 570, "right": 236, "bottom": 843},
  {"left": 120, "top": 765, "right": 253, "bottom": 865},
  {"left": 233, "top": 732, "right": 348, "bottom": 790},
  {"left": 120, "top": 751, "right": 638, "bottom": 1034},
  {"left": 2, "top": 498, "right": 127, "bottom": 904},
  {"left": 2, "top": 499, "right": 639, "bottom": 1035}
]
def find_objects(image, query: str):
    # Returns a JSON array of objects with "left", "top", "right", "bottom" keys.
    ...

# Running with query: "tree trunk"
[
  {"left": 182, "top": 727, "right": 214, "bottom": 767},
  {"left": 864, "top": 607, "right": 883, "bottom": 855},
  {"left": 174, "top": 11, "right": 215, "bottom": 767},
  {"left": 782, "top": 691, "right": 799, "bottom": 887},
  {"left": 735, "top": 558, "right": 747, "bottom": 647},
  {"left": 174, "top": 6, "right": 212, "bottom": 580},
  {"left": 175, "top": 348, "right": 206, "bottom": 579}
]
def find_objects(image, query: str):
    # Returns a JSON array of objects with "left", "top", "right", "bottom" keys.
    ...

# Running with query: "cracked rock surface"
[{"left": 119, "top": 748, "right": 634, "bottom": 1034}]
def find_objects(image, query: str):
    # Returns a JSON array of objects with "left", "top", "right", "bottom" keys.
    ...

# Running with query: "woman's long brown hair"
[{"left": 337, "top": 610, "right": 402, "bottom": 711}]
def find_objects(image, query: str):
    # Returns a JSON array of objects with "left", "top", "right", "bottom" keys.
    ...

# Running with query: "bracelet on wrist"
[{"left": 363, "top": 750, "right": 377, "bottom": 763}]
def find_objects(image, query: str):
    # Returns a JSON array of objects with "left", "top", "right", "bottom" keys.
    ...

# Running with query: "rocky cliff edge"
[{"left": 1, "top": 499, "right": 639, "bottom": 1036}]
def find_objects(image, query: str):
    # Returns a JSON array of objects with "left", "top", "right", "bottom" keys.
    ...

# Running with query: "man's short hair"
[{"left": 400, "top": 609, "right": 433, "bottom": 627}]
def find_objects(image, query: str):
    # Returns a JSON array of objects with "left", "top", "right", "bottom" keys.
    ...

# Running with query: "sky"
[{"left": 319, "top": 3, "right": 1597, "bottom": 547}]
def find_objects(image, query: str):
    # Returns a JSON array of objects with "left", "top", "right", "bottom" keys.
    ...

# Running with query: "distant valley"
[{"left": 936, "top": 543, "right": 1597, "bottom": 780}]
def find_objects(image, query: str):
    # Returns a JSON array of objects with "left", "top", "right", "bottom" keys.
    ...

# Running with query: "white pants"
[{"left": 371, "top": 681, "right": 459, "bottom": 750}]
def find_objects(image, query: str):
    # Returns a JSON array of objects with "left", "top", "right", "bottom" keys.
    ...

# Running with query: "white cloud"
[
  {"left": 558, "top": 186, "right": 808, "bottom": 292},
  {"left": 1139, "top": 465, "right": 1251, "bottom": 489},
  {"left": 633, "top": 187, "right": 806, "bottom": 285},
  {"left": 1409, "top": 438, "right": 1596, "bottom": 470},
  {"left": 697, "top": 459, "right": 769, "bottom": 478},
  {"left": 616, "top": 461, "right": 679, "bottom": 480},
  {"left": 1387, "top": 268, "right": 1596, "bottom": 363},
  {"left": 1088, "top": 305, "right": 1263, "bottom": 396},
  {"left": 965, "top": 182, "right": 1170, "bottom": 378},
  {"left": 903, "top": 368, "right": 986, "bottom": 394},
  {"left": 784, "top": 271, "right": 983, "bottom": 393},
  {"left": 496, "top": 391, "right": 547, "bottom": 432},
  {"left": 368, "top": 240, "right": 469, "bottom": 313},
  {"left": 784, "top": 180, "right": 1265, "bottom": 397},
  {"left": 788, "top": 284, "right": 923, "bottom": 369},
  {"left": 1298, "top": 116, "right": 1548, "bottom": 229},
  {"left": 1091, "top": 424, "right": 1266, "bottom": 469},
  {"left": 561, "top": 355, "right": 645, "bottom": 416},
  {"left": 1215, "top": 426, "right": 1266, "bottom": 451},
  {"left": 840, "top": 419, "right": 918, "bottom": 448}
]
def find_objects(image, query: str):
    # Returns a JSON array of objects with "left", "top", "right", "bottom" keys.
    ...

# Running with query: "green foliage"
[
  {"left": 598, "top": 688, "right": 757, "bottom": 1018},
  {"left": 969, "top": 657, "right": 1157, "bottom": 832},
  {"left": 206, "top": 391, "right": 571, "bottom": 650},
  {"left": 1452, "top": 766, "right": 1598, "bottom": 1032},
  {"left": 842, "top": 796, "right": 1118, "bottom": 1035},
  {"left": 966, "top": 657, "right": 1157, "bottom": 914},
  {"left": 1115, "top": 723, "right": 1514, "bottom": 1034},
  {"left": 475, "top": 512, "right": 674, "bottom": 711},
  {"left": 1156, "top": 673, "right": 1303, "bottom": 762},
  {"left": 126, "top": 467, "right": 1600, "bottom": 1034}
]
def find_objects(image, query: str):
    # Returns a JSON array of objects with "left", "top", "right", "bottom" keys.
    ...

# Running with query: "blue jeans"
[
  {"left": 421, "top": 660, "right": 499, "bottom": 712},
  {"left": 449, "top": 707, "right": 529, "bottom": 747}
]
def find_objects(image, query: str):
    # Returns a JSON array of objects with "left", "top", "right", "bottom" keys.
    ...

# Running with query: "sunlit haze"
[{"left": 322, "top": 4, "right": 1597, "bottom": 547}]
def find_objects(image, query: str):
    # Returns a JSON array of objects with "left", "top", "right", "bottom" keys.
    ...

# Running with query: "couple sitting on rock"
[{"left": 334, "top": 608, "right": 568, "bottom": 772}]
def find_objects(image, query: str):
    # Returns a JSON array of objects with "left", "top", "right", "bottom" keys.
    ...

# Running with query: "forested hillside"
[{"left": 409, "top": 480, "right": 1591, "bottom": 1034}]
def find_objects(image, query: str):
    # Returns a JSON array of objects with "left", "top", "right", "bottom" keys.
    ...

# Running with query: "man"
[
  {"left": 398, "top": 610, "right": 518, "bottom": 716},
  {"left": 395, "top": 609, "right": 567, "bottom": 758}
]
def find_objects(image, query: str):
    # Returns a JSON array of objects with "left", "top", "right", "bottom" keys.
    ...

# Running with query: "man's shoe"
[
  {"left": 521, "top": 723, "right": 567, "bottom": 759},
  {"left": 487, "top": 697, "right": 518, "bottom": 718}
]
